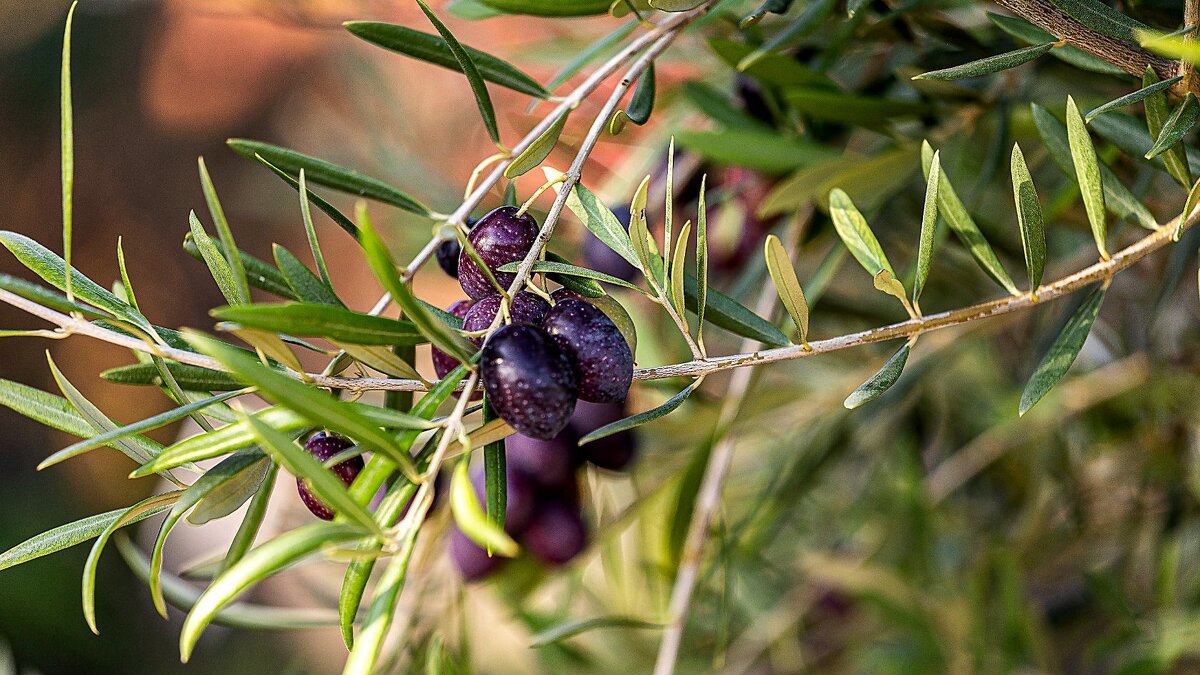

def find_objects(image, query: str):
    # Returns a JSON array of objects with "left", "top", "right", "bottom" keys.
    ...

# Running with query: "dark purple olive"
[
  {"left": 462, "top": 292, "right": 551, "bottom": 346},
  {"left": 470, "top": 465, "right": 537, "bottom": 533},
  {"left": 432, "top": 299, "right": 473, "bottom": 379},
  {"left": 435, "top": 217, "right": 478, "bottom": 278},
  {"left": 582, "top": 206, "right": 638, "bottom": 282},
  {"left": 521, "top": 500, "right": 588, "bottom": 566},
  {"left": 296, "top": 432, "right": 364, "bottom": 520},
  {"left": 570, "top": 401, "right": 638, "bottom": 471},
  {"left": 458, "top": 206, "right": 539, "bottom": 299},
  {"left": 505, "top": 432, "right": 576, "bottom": 490},
  {"left": 541, "top": 298, "right": 633, "bottom": 404},
  {"left": 448, "top": 527, "right": 505, "bottom": 581},
  {"left": 480, "top": 324, "right": 577, "bottom": 440}
]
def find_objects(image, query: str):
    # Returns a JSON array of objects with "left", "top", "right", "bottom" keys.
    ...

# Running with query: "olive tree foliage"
[{"left": 2, "top": 0, "right": 1200, "bottom": 672}]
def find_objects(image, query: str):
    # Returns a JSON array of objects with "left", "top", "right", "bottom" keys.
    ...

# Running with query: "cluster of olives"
[{"left": 433, "top": 206, "right": 635, "bottom": 440}]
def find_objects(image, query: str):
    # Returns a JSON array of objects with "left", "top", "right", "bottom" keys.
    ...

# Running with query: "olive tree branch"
[
  {"left": 993, "top": 0, "right": 1196, "bottom": 95},
  {"left": 1, "top": 206, "right": 1191, "bottom": 393}
]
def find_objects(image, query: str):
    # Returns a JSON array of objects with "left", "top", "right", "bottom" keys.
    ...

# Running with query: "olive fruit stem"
[{"left": 515, "top": 174, "right": 567, "bottom": 218}]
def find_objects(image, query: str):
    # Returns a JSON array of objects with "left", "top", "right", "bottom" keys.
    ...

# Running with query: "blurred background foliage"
[{"left": 3, "top": 0, "right": 1200, "bottom": 673}]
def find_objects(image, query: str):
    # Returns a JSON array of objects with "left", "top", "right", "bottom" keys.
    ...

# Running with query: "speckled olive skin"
[
  {"left": 480, "top": 324, "right": 577, "bottom": 440},
  {"left": 297, "top": 432, "right": 364, "bottom": 520},
  {"left": 432, "top": 299, "right": 473, "bottom": 379},
  {"left": 461, "top": 292, "right": 550, "bottom": 345},
  {"left": 521, "top": 499, "right": 588, "bottom": 565},
  {"left": 541, "top": 298, "right": 633, "bottom": 404},
  {"left": 457, "top": 206, "right": 539, "bottom": 299}
]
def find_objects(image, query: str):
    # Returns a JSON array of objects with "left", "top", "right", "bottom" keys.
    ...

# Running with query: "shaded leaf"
[
  {"left": 626, "top": 63, "right": 656, "bottom": 125},
  {"left": 1146, "top": 93, "right": 1200, "bottom": 160},
  {"left": 1049, "top": 0, "right": 1147, "bottom": 44},
  {"left": 416, "top": 0, "right": 500, "bottom": 144},
  {"left": 1084, "top": 75, "right": 1183, "bottom": 122},
  {"left": 843, "top": 344, "right": 911, "bottom": 409},
  {"left": 764, "top": 234, "right": 809, "bottom": 345},
  {"left": 188, "top": 212, "right": 243, "bottom": 306},
  {"left": 579, "top": 380, "right": 701, "bottom": 446},
  {"left": 530, "top": 615, "right": 663, "bottom": 647},
  {"left": 828, "top": 188, "right": 893, "bottom": 277},
  {"left": 0, "top": 503, "right": 171, "bottom": 573},
  {"left": 272, "top": 245, "right": 343, "bottom": 307},
  {"left": 1011, "top": 144, "right": 1046, "bottom": 291},
  {"left": 198, "top": 158, "right": 250, "bottom": 305},
  {"left": 1019, "top": 284, "right": 1106, "bottom": 415},
  {"left": 102, "top": 362, "right": 245, "bottom": 391},
  {"left": 477, "top": 0, "right": 611, "bottom": 16},
  {"left": 505, "top": 109, "right": 568, "bottom": 179},
  {"left": 344, "top": 21, "right": 549, "bottom": 98},
  {"left": 683, "top": 273, "right": 789, "bottom": 347},
  {"left": 549, "top": 171, "right": 642, "bottom": 271},
  {"left": 1065, "top": 96, "right": 1109, "bottom": 258},
  {"left": 450, "top": 459, "right": 518, "bottom": 557},
  {"left": 211, "top": 304, "right": 423, "bottom": 346},
  {"left": 183, "top": 233, "right": 297, "bottom": 300},
  {"left": 1143, "top": 68, "right": 1192, "bottom": 187},
  {"left": 987, "top": 12, "right": 1126, "bottom": 75},
  {"left": 913, "top": 42, "right": 1054, "bottom": 81},
  {"left": 674, "top": 129, "right": 836, "bottom": 174},
  {"left": 497, "top": 259, "right": 640, "bottom": 291},
  {"left": 913, "top": 150, "right": 940, "bottom": 303}
]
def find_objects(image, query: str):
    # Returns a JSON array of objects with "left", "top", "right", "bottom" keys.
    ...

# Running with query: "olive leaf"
[
  {"left": 483, "top": 400, "right": 506, "bottom": 534},
  {"left": 416, "top": 0, "right": 500, "bottom": 145},
  {"left": 477, "top": 0, "right": 611, "bottom": 16},
  {"left": 828, "top": 188, "right": 894, "bottom": 277},
  {"left": 1143, "top": 68, "right": 1192, "bottom": 187},
  {"left": 188, "top": 212, "right": 244, "bottom": 306},
  {"left": 649, "top": 0, "right": 707, "bottom": 10},
  {"left": 547, "top": 169, "right": 642, "bottom": 270},
  {"left": 530, "top": 615, "right": 664, "bottom": 647},
  {"left": 220, "top": 324, "right": 304, "bottom": 375},
  {"left": 627, "top": 63, "right": 656, "bottom": 125},
  {"left": 198, "top": 158, "right": 250, "bottom": 305},
  {"left": 297, "top": 171, "right": 333, "bottom": 287},
  {"left": 872, "top": 270, "right": 913, "bottom": 315},
  {"left": 0, "top": 274, "right": 106, "bottom": 319},
  {"left": 764, "top": 234, "right": 809, "bottom": 345},
  {"left": 683, "top": 272, "right": 790, "bottom": 347},
  {"left": 1010, "top": 143, "right": 1046, "bottom": 291},
  {"left": 249, "top": 154, "right": 361, "bottom": 239},
  {"left": 1146, "top": 93, "right": 1200, "bottom": 160},
  {"left": 920, "top": 142, "right": 1020, "bottom": 294},
  {"left": 696, "top": 176, "right": 709, "bottom": 347},
  {"left": 505, "top": 109, "right": 568, "bottom": 178},
  {"left": 1019, "top": 284, "right": 1106, "bottom": 416},
  {"left": 496, "top": 259, "right": 641, "bottom": 292},
  {"left": 737, "top": 0, "right": 837, "bottom": 72},
  {"left": 1030, "top": 104, "right": 1159, "bottom": 230},
  {"left": 547, "top": 20, "right": 637, "bottom": 90},
  {"left": 579, "top": 379, "right": 702, "bottom": 445},
  {"left": 450, "top": 459, "right": 519, "bottom": 556},
  {"left": 344, "top": 21, "right": 550, "bottom": 98},
  {"left": 913, "top": 42, "right": 1054, "bottom": 81},
  {"left": 60, "top": 2, "right": 76, "bottom": 305},
  {"left": 843, "top": 344, "right": 911, "bottom": 409},
  {"left": 987, "top": 13, "right": 1125, "bottom": 75},
  {"left": 912, "top": 149, "right": 940, "bottom": 304},
  {"left": 272, "top": 245, "right": 343, "bottom": 307},
  {"left": 0, "top": 502, "right": 172, "bottom": 573},
  {"left": 179, "top": 522, "right": 369, "bottom": 662},
  {"left": 102, "top": 362, "right": 245, "bottom": 391},
  {"left": 334, "top": 343, "right": 425, "bottom": 381},
  {"left": 218, "top": 464, "right": 278, "bottom": 575},
  {"left": 1049, "top": 0, "right": 1147, "bottom": 44},
  {"left": 1065, "top": 96, "right": 1109, "bottom": 259},
  {"left": 227, "top": 139, "right": 429, "bottom": 217},
  {"left": 1084, "top": 75, "right": 1183, "bottom": 122},
  {"left": 669, "top": 220, "right": 691, "bottom": 317},
  {"left": 211, "top": 304, "right": 424, "bottom": 346}
]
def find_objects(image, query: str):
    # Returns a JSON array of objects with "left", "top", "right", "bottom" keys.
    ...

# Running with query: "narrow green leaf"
[
  {"left": 550, "top": 171, "right": 642, "bottom": 271},
  {"left": 298, "top": 171, "right": 332, "bottom": 287},
  {"left": 987, "top": 12, "right": 1126, "bottom": 75},
  {"left": 1143, "top": 68, "right": 1192, "bottom": 187},
  {"left": 737, "top": 0, "right": 837, "bottom": 72},
  {"left": 1085, "top": 75, "right": 1183, "bottom": 122},
  {"left": 497, "top": 259, "right": 639, "bottom": 291},
  {"left": 211, "top": 304, "right": 423, "bottom": 346},
  {"left": 334, "top": 342, "right": 425, "bottom": 381},
  {"left": 342, "top": 519, "right": 421, "bottom": 674},
  {"left": 102, "top": 362, "right": 245, "bottom": 391},
  {"left": 450, "top": 460, "right": 519, "bottom": 557},
  {"left": 249, "top": 154, "right": 362, "bottom": 238},
  {"left": 665, "top": 138, "right": 675, "bottom": 272},
  {"left": 505, "top": 110, "right": 568, "bottom": 179},
  {"left": 649, "top": 0, "right": 706, "bottom": 10},
  {"left": 477, "top": 0, "right": 610, "bottom": 16},
  {"left": 547, "top": 21, "right": 637, "bottom": 90},
  {"left": 696, "top": 176, "right": 709, "bottom": 348},
  {"left": 1030, "top": 103, "right": 1159, "bottom": 230},
  {"left": 1065, "top": 96, "right": 1109, "bottom": 258},
  {"left": 1019, "top": 284, "right": 1106, "bottom": 415},
  {"left": 227, "top": 139, "right": 429, "bottom": 217},
  {"left": 179, "top": 522, "right": 368, "bottom": 662},
  {"left": 579, "top": 380, "right": 701, "bottom": 446},
  {"left": 828, "top": 188, "right": 894, "bottom": 277},
  {"left": 0, "top": 378, "right": 104, "bottom": 439},
  {"left": 913, "top": 42, "right": 1054, "bottom": 81},
  {"left": 0, "top": 231, "right": 150, "bottom": 331},
  {"left": 1146, "top": 93, "right": 1200, "bottom": 159},
  {"left": 669, "top": 221, "right": 691, "bottom": 317},
  {"left": 148, "top": 449, "right": 266, "bottom": 612},
  {"left": 764, "top": 235, "right": 809, "bottom": 345},
  {"left": 243, "top": 414, "right": 380, "bottom": 533},
  {"left": 843, "top": 344, "right": 910, "bottom": 409},
  {"left": 272, "top": 245, "right": 343, "bottom": 307},
  {"left": 189, "top": 212, "right": 243, "bottom": 305},
  {"left": 344, "top": 21, "right": 549, "bottom": 98},
  {"left": 1011, "top": 144, "right": 1046, "bottom": 291},
  {"left": 541, "top": 251, "right": 606, "bottom": 297},
  {"left": 0, "top": 274, "right": 106, "bottom": 319},
  {"left": 530, "top": 615, "right": 663, "bottom": 647},
  {"left": 116, "top": 533, "right": 339, "bottom": 631},
  {"left": 913, "top": 150, "right": 940, "bottom": 303},
  {"left": 0, "top": 503, "right": 171, "bottom": 573},
  {"left": 46, "top": 355, "right": 172, "bottom": 477},
  {"left": 416, "top": 0, "right": 500, "bottom": 144},
  {"left": 187, "top": 452, "right": 270, "bottom": 525},
  {"left": 183, "top": 233, "right": 297, "bottom": 300},
  {"left": 483, "top": 399, "right": 506, "bottom": 534},
  {"left": 920, "top": 142, "right": 1020, "bottom": 294},
  {"left": 131, "top": 408, "right": 308, "bottom": 476},
  {"left": 872, "top": 269, "right": 912, "bottom": 312},
  {"left": 40, "top": 389, "right": 247, "bottom": 470},
  {"left": 357, "top": 207, "right": 475, "bottom": 364},
  {"left": 82, "top": 491, "right": 182, "bottom": 633},
  {"left": 626, "top": 63, "right": 656, "bottom": 125},
  {"left": 61, "top": 2, "right": 76, "bottom": 304},
  {"left": 217, "top": 462, "right": 278, "bottom": 577},
  {"left": 185, "top": 333, "right": 424, "bottom": 479},
  {"left": 198, "top": 158, "right": 250, "bottom": 304},
  {"left": 674, "top": 129, "right": 835, "bottom": 175},
  {"left": 683, "top": 273, "right": 790, "bottom": 347}
]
